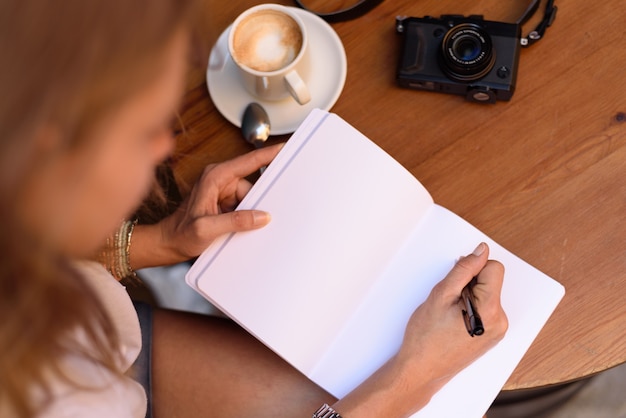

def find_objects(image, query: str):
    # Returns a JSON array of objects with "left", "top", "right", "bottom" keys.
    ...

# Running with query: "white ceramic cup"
[{"left": 228, "top": 4, "right": 311, "bottom": 105}]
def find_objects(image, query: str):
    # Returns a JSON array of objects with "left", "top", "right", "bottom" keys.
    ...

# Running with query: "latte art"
[{"left": 231, "top": 10, "right": 303, "bottom": 72}]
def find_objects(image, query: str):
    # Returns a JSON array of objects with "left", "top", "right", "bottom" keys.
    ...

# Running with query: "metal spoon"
[{"left": 241, "top": 102, "right": 271, "bottom": 149}]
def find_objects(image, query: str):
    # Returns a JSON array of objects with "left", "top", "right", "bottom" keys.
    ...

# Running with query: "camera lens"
[
  {"left": 440, "top": 23, "right": 495, "bottom": 82},
  {"left": 454, "top": 38, "right": 481, "bottom": 61}
]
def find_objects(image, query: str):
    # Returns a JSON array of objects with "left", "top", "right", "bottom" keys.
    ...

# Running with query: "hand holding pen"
[
  {"left": 457, "top": 243, "right": 506, "bottom": 339},
  {"left": 353, "top": 242, "right": 508, "bottom": 417}
]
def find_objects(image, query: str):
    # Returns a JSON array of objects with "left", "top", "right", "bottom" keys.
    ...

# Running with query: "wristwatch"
[{"left": 312, "top": 403, "right": 343, "bottom": 418}]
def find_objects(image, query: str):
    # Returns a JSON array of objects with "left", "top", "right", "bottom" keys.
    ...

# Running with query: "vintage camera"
[{"left": 396, "top": 15, "right": 521, "bottom": 103}]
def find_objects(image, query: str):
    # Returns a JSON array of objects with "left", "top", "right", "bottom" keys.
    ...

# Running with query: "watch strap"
[{"left": 312, "top": 403, "right": 343, "bottom": 418}]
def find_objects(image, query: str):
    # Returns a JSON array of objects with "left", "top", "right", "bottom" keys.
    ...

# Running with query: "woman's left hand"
[{"left": 131, "top": 144, "right": 282, "bottom": 269}]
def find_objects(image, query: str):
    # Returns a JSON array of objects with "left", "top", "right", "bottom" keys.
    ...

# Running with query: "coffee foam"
[{"left": 231, "top": 10, "right": 303, "bottom": 72}]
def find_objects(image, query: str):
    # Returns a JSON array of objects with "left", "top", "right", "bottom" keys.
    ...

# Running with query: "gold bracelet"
[{"left": 97, "top": 219, "right": 138, "bottom": 280}]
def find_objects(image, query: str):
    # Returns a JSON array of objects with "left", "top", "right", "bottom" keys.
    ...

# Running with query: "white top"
[{"left": 25, "top": 261, "right": 147, "bottom": 417}]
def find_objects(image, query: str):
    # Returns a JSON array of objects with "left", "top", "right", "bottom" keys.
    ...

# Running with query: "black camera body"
[{"left": 396, "top": 15, "right": 521, "bottom": 103}]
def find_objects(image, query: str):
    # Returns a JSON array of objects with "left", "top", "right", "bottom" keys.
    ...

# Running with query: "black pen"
[{"left": 461, "top": 276, "right": 484, "bottom": 337}]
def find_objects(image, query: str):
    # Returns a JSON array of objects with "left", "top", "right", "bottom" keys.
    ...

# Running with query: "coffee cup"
[{"left": 228, "top": 4, "right": 311, "bottom": 105}]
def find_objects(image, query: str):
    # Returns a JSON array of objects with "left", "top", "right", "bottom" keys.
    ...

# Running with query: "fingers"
[
  {"left": 235, "top": 178, "right": 253, "bottom": 202},
  {"left": 437, "top": 243, "right": 490, "bottom": 299},
  {"left": 200, "top": 210, "right": 271, "bottom": 238},
  {"left": 215, "top": 144, "right": 284, "bottom": 180},
  {"left": 218, "top": 178, "right": 253, "bottom": 213},
  {"left": 474, "top": 260, "right": 508, "bottom": 338},
  {"left": 475, "top": 259, "right": 505, "bottom": 296},
  {"left": 434, "top": 244, "right": 506, "bottom": 335},
  {"left": 165, "top": 147, "right": 282, "bottom": 259},
  {"left": 191, "top": 144, "right": 283, "bottom": 214},
  {"left": 448, "top": 244, "right": 507, "bottom": 340}
]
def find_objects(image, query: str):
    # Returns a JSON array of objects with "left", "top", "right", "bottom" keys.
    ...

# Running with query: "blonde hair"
[{"left": 0, "top": 0, "right": 197, "bottom": 416}]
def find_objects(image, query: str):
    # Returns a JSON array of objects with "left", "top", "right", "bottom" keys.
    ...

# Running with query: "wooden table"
[{"left": 172, "top": 0, "right": 626, "bottom": 391}]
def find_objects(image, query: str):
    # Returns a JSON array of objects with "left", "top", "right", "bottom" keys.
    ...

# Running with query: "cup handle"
[{"left": 284, "top": 70, "right": 311, "bottom": 105}]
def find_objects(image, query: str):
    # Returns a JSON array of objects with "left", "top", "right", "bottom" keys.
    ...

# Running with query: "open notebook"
[{"left": 186, "top": 109, "right": 565, "bottom": 417}]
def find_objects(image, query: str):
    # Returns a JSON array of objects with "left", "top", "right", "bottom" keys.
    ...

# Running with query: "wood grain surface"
[{"left": 172, "top": 0, "right": 626, "bottom": 390}]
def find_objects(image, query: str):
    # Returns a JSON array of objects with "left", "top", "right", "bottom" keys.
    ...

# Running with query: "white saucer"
[{"left": 206, "top": 7, "right": 347, "bottom": 135}]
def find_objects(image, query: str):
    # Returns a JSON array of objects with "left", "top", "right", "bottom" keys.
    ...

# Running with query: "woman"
[{"left": 0, "top": 1, "right": 507, "bottom": 417}]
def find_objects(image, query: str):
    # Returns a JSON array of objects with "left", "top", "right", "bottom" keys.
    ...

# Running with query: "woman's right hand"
[{"left": 333, "top": 242, "right": 508, "bottom": 417}]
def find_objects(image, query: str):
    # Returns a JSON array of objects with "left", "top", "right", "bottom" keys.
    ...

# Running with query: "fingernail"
[
  {"left": 472, "top": 242, "right": 486, "bottom": 256},
  {"left": 253, "top": 211, "right": 271, "bottom": 226}
]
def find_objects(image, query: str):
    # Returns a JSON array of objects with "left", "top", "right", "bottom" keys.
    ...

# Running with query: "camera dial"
[{"left": 440, "top": 23, "right": 496, "bottom": 82}]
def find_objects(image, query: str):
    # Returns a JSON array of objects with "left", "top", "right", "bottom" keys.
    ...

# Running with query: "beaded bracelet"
[{"left": 97, "top": 219, "right": 138, "bottom": 280}]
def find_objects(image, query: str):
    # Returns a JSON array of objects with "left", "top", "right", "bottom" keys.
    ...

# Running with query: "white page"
[
  {"left": 306, "top": 204, "right": 565, "bottom": 417},
  {"left": 187, "top": 110, "right": 434, "bottom": 373}
]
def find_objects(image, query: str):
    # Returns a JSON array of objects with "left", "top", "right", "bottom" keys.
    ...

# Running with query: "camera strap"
[
  {"left": 294, "top": 0, "right": 385, "bottom": 23},
  {"left": 294, "top": 0, "right": 556, "bottom": 45},
  {"left": 518, "top": 0, "right": 558, "bottom": 47}
]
